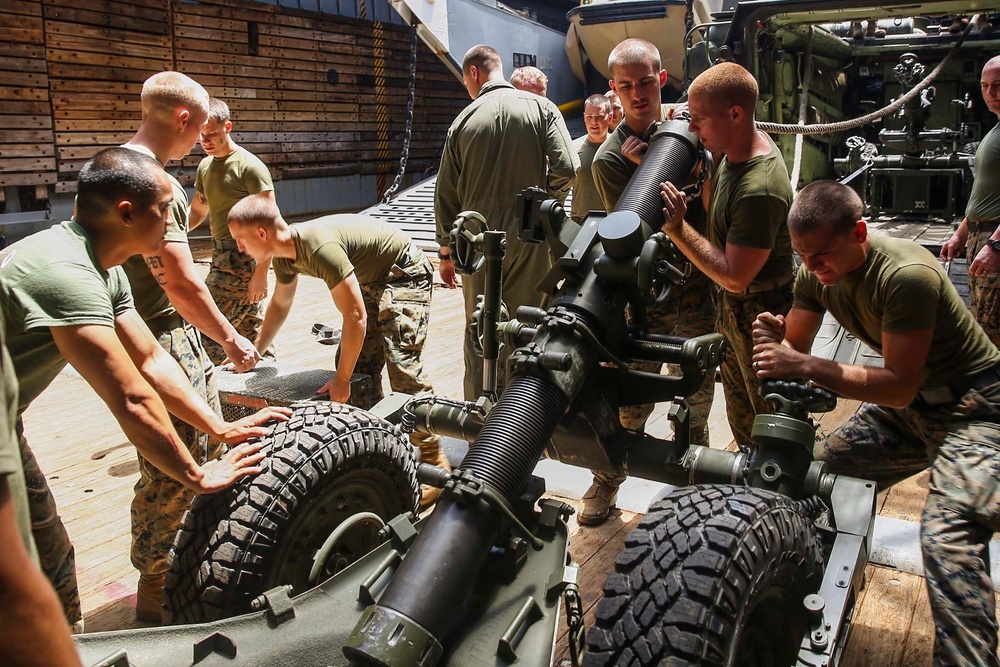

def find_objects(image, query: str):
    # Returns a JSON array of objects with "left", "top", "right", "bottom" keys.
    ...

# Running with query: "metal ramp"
[
  {"left": 812, "top": 313, "right": 884, "bottom": 368},
  {"left": 361, "top": 176, "right": 439, "bottom": 251}
]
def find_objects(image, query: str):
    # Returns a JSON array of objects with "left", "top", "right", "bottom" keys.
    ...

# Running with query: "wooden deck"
[{"left": 28, "top": 241, "right": 991, "bottom": 664}]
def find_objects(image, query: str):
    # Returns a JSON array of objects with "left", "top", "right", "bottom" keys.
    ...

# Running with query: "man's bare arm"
[
  {"left": 52, "top": 322, "right": 218, "bottom": 490},
  {"left": 187, "top": 190, "right": 209, "bottom": 231},
  {"left": 318, "top": 273, "right": 366, "bottom": 403},
  {"left": 114, "top": 309, "right": 290, "bottom": 447},
  {"left": 752, "top": 307, "right": 932, "bottom": 408},
  {"left": 249, "top": 257, "right": 271, "bottom": 304},
  {"left": 0, "top": 478, "right": 82, "bottom": 667},
  {"left": 660, "top": 182, "right": 770, "bottom": 292},
  {"left": 144, "top": 240, "right": 260, "bottom": 372},
  {"left": 254, "top": 278, "right": 297, "bottom": 356}
]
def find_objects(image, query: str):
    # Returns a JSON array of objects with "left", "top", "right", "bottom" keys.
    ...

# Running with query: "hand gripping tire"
[
  {"left": 163, "top": 402, "right": 419, "bottom": 624},
  {"left": 584, "top": 485, "right": 825, "bottom": 667}
]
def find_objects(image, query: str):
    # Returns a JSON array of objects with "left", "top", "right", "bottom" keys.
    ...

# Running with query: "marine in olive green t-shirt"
[
  {"left": 966, "top": 124, "right": 1000, "bottom": 224},
  {"left": 195, "top": 146, "right": 274, "bottom": 242},
  {"left": 708, "top": 135, "right": 795, "bottom": 292},
  {"left": 592, "top": 121, "right": 642, "bottom": 213},
  {"left": 794, "top": 235, "right": 1000, "bottom": 388},
  {"left": 571, "top": 134, "right": 607, "bottom": 222},
  {"left": 0, "top": 221, "right": 135, "bottom": 413},
  {"left": 120, "top": 144, "right": 189, "bottom": 323},
  {"left": 272, "top": 214, "right": 412, "bottom": 288}
]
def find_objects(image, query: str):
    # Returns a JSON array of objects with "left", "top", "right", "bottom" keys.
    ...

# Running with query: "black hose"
[
  {"left": 614, "top": 120, "right": 701, "bottom": 226},
  {"left": 460, "top": 375, "right": 568, "bottom": 503}
]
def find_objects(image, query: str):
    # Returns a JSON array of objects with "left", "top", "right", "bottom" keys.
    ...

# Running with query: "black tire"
[
  {"left": 163, "top": 401, "right": 419, "bottom": 624},
  {"left": 585, "top": 485, "right": 825, "bottom": 667}
]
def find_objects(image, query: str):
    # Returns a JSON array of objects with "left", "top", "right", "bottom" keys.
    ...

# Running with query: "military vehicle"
[{"left": 73, "top": 1, "right": 998, "bottom": 665}]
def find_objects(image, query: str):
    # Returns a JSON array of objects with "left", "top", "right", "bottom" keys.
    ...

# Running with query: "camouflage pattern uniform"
[
  {"left": 966, "top": 225, "right": 1000, "bottom": 347},
  {"left": 272, "top": 216, "right": 439, "bottom": 462},
  {"left": 131, "top": 322, "right": 223, "bottom": 580},
  {"left": 962, "top": 124, "right": 1000, "bottom": 347},
  {"left": 340, "top": 250, "right": 437, "bottom": 452},
  {"left": 0, "top": 221, "right": 137, "bottom": 628},
  {"left": 707, "top": 137, "right": 794, "bottom": 449},
  {"left": 17, "top": 419, "right": 81, "bottom": 626},
  {"left": 818, "top": 383, "right": 1000, "bottom": 667},
  {"left": 345, "top": 251, "right": 435, "bottom": 402},
  {"left": 195, "top": 146, "right": 274, "bottom": 364},
  {"left": 203, "top": 242, "right": 266, "bottom": 364},
  {"left": 718, "top": 285, "right": 794, "bottom": 447}
]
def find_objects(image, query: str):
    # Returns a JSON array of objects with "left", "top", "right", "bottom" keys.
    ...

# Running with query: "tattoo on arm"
[{"left": 145, "top": 255, "right": 168, "bottom": 286}]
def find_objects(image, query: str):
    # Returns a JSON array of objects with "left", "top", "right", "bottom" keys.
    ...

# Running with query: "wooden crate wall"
[
  {"left": 0, "top": 0, "right": 56, "bottom": 194},
  {"left": 25, "top": 0, "right": 467, "bottom": 194},
  {"left": 171, "top": 0, "right": 467, "bottom": 185},
  {"left": 44, "top": 0, "right": 174, "bottom": 193}
]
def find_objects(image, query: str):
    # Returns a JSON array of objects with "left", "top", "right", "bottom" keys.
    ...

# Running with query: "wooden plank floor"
[{"left": 24, "top": 240, "right": 988, "bottom": 664}]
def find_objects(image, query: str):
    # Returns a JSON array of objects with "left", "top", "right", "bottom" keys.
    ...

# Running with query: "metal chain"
[
  {"left": 757, "top": 18, "right": 973, "bottom": 135},
  {"left": 380, "top": 20, "right": 419, "bottom": 204}
]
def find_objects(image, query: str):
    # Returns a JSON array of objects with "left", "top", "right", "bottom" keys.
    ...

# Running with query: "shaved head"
[{"left": 608, "top": 38, "right": 661, "bottom": 77}]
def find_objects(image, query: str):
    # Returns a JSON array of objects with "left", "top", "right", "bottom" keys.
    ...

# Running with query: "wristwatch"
[{"left": 986, "top": 238, "right": 1000, "bottom": 252}]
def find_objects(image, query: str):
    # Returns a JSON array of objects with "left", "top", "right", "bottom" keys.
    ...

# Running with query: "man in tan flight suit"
[{"left": 435, "top": 44, "right": 578, "bottom": 400}]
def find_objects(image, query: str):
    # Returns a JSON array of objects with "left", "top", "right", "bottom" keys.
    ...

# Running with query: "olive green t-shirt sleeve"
[
  {"left": 242, "top": 159, "right": 274, "bottom": 194},
  {"left": 310, "top": 243, "right": 354, "bottom": 291},
  {"left": 165, "top": 176, "right": 189, "bottom": 242},
  {"left": 592, "top": 150, "right": 632, "bottom": 212},
  {"left": 17, "top": 265, "right": 131, "bottom": 330},
  {"left": 273, "top": 258, "right": 297, "bottom": 285},
  {"left": 0, "top": 327, "right": 34, "bottom": 561},
  {"left": 273, "top": 243, "right": 353, "bottom": 290},
  {"left": 881, "top": 265, "right": 941, "bottom": 332},
  {"left": 965, "top": 124, "right": 1000, "bottom": 222},
  {"left": 792, "top": 266, "right": 825, "bottom": 313},
  {"left": 724, "top": 195, "right": 787, "bottom": 249},
  {"left": 195, "top": 158, "right": 208, "bottom": 195}
]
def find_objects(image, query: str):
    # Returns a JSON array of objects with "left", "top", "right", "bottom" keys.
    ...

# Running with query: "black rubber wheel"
[
  {"left": 163, "top": 401, "right": 419, "bottom": 624},
  {"left": 584, "top": 485, "right": 825, "bottom": 667}
]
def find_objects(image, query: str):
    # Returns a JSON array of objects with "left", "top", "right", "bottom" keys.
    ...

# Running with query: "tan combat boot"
[
  {"left": 415, "top": 435, "right": 451, "bottom": 511},
  {"left": 578, "top": 476, "right": 624, "bottom": 526},
  {"left": 136, "top": 573, "right": 165, "bottom": 624}
]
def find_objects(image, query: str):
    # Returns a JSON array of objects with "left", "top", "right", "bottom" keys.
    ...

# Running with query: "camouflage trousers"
[
  {"left": 717, "top": 283, "right": 793, "bottom": 450},
  {"left": 595, "top": 273, "right": 717, "bottom": 487},
  {"left": 17, "top": 418, "right": 81, "bottom": 625},
  {"left": 132, "top": 323, "right": 223, "bottom": 580},
  {"left": 966, "top": 230, "right": 1000, "bottom": 348},
  {"left": 339, "top": 248, "right": 439, "bottom": 453},
  {"left": 203, "top": 246, "right": 266, "bottom": 364},
  {"left": 818, "top": 379, "right": 1000, "bottom": 667}
]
